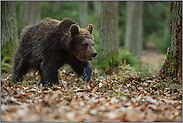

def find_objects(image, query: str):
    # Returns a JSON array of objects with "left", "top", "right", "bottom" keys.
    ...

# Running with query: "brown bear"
[{"left": 12, "top": 18, "right": 97, "bottom": 87}]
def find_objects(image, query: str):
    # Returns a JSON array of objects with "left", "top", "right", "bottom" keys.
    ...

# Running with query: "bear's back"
[
  {"left": 18, "top": 18, "right": 77, "bottom": 61},
  {"left": 20, "top": 18, "right": 77, "bottom": 40}
]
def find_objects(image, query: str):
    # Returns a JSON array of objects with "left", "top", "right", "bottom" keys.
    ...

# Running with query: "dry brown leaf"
[
  {"left": 90, "top": 104, "right": 96, "bottom": 109},
  {"left": 155, "top": 105, "right": 163, "bottom": 111},
  {"left": 2, "top": 90, "right": 7, "bottom": 93},
  {"left": 13, "top": 93, "right": 23, "bottom": 98},
  {"left": 92, "top": 86, "right": 98, "bottom": 93},
  {"left": 25, "top": 92, "right": 33, "bottom": 96},
  {"left": 140, "top": 106, "right": 147, "bottom": 111},
  {"left": 11, "top": 107, "right": 18, "bottom": 112},
  {"left": 42, "top": 91, "right": 50, "bottom": 94},
  {"left": 75, "top": 89, "right": 91, "bottom": 93},
  {"left": 109, "top": 102, "right": 119, "bottom": 106},
  {"left": 135, "top": 75, "right": 141, "bottom": 80},
  {"left": 15, "top": 85, "right": 21, "bottom": 88},
  {"left": 152, "top": 79, "right": 157, "bottom": 82},
  {"left": 132, "top": 101, "right": 139, "bottom": 107}
]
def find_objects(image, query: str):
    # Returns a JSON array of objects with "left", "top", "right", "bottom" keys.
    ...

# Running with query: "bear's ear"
[
  {"left": 86, "top": 24, "right": 93, "bottom": 34},
  {"left": 70, "top": 24, "right": 79, "bottom": 36}
]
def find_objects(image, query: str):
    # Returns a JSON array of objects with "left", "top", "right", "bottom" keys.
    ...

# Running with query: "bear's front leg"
[
  {"left": 69, "top": 59, "right": 92, "bottom": 82},
  {"left": 83, "top": 64, "right": 92, "bottom": 82}
]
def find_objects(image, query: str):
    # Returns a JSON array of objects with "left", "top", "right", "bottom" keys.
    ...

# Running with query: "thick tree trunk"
[
  {"left": 98, "top": 1, "right": 119, "bottom": 71},
  {"left": 158, "top": 1, "right": 182, "bottom": 83},
  {"left": 79, "top": 1, "right": 88, "bottom": 28},
  {"left": 1, "top": 1, "right": 18, "bottom": 72},
  {"left": 124, "top": 1, "right": 143, "bottom": 60},
  {"left": 1, "top": 1, "right": 18, "bottom": 45},
  {"left": 24, "top": 1, "right": 41, "bottom": 27}
]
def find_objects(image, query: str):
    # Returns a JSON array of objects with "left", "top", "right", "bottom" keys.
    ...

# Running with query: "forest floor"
[{"left": 1, "top": 46, "right": 182, "bottom": 122}]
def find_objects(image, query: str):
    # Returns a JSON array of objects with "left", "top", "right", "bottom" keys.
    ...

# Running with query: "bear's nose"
[{"left": 92, "top": 52, "right": 97, "bottom": 57}]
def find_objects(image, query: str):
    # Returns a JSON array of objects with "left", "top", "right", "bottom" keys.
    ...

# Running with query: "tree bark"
[
  {"left": 1, "top": 1, "right": 18, "bottom": 72},
  {"left": 1, "top": 1, "right": 18, "bottom": 45},
  {"left": 79, "top": 1, "right": 88, "bottom": 28},
  {"left": 158, "top": 1, "right": 182, "bottom": 83},
  {"left": 124, "top": 1, "right": 143, "bottom": 60},
  {"left": 98, "top": 1, "right": 119, "bottom": 71},
  {"left": 24, "top": 1, "right": 41, "bottom": 27}
]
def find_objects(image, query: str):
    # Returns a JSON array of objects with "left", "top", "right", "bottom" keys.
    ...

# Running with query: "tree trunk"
[
  {"left": 1, "top": 1, "right": 18, "bottom": 45},
  {"left": 124, "top": 1, "right": 143, "bottom": 60},
  {"left": 24, "top": 1, "right": 41, "bottom": 27},
  {"left": 1, "top": 1, "right": 18, "bottom": 72},
  {"left": 158, "top": 1, "right": 182, "bottom": 83},
  {"left": 79, "top": 1, "right": 88, "bottom": 28},
  {"left": 93, "top": 1, "right": 99, "bottom": 29},
  {"left": 94, "top": 1, "right": 99, "bottom": 14},
  {"left": 98, "top": 1, "right": 119, "bottom": 71}
]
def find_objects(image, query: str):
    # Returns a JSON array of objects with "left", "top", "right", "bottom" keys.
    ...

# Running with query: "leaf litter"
[{"left": 1, "top": 68, "right": 182, "bottom": 122}]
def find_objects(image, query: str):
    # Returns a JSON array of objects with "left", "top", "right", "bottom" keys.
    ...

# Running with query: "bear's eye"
[{"left": 83, "top": 43, "right": 88, "bottom": 47}]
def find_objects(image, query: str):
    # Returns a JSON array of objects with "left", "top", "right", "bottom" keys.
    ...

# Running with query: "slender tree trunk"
[
  {"left": 158, "top": 1, "right": 182, "bottom": 83},
  {"left": 79, "top": 1, "right": 88, "bottom": 28},
  {"left": 24, "top": 1, "right": 41, "bottom": 27},
  {"left": 94, "top": 1, "right": 99, "bottom": 14},
  {"left": 124, "top": 1, "right": 143, "bottom": 60},
  {"left": 93, "top": 1, "right": 99, "bottom": 29},
  {"left": 98, "top": 1, "right": 119, "bottom": 71}
]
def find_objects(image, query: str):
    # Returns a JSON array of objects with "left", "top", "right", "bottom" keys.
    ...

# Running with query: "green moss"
[
  {"left": 166, "top": 48, "right": 176, "bottom": 74},
  {"left": 98, "top": 50, "right": 121, "bottom": 70},
  {"left": 1, "top": 39, "right": 16, "bottom": 59},
  {"left": 1, "top": 39, "right": 16, "bottom": 73}
]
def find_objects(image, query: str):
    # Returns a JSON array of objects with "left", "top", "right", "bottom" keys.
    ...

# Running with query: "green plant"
[
  {"left": 135, "top": 63, "right": 157, "bottom": 78},
  {"left": 1, "top": 39, "right": 16, "bottom": 73},
  {"left": 119, "top": 47, "right": 142, "bottom": 66},
  {"left": 1, "top": 59, "right": 12, "bottom": 73},
  {"left": 118, "top": 60, "right": 136, "bottom": 76}
]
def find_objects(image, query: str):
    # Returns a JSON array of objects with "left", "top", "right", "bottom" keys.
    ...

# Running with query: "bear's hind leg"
[
  {"left": 39, "top": 61, "right": 59, "bottom": 87},
  {"left": 12, "top": 60, "right": 29, "bottom": 83}
]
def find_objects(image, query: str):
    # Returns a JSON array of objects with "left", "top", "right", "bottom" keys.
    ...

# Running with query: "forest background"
[
  {"left": 16, "top": 1, "right": 170, "bottom": 53},
  {"left": 1, "top": 1, "right": 171, "bottom": 74}
]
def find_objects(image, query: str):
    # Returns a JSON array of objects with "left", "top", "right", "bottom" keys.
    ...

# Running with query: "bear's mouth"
[{"left": 84, "top": 55, "right": 93, "bottom": 61}]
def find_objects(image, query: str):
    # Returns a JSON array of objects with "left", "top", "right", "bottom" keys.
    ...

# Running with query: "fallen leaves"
[{"left": 1, "top": 69, "right": 182, "bottom": 122}]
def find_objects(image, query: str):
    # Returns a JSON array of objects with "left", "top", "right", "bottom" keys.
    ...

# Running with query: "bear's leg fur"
[
  {"left": 12, "top": 58, "right": 29, "bottom": 83},
  {"left": 69, "top": 58, "right": 92, "bottom": 82},
  {"left": 83, "top": 64, "right": 92, "bottom": 82},
  {"left": 39, "top": 59, "right": 60, "bottom": 87}
]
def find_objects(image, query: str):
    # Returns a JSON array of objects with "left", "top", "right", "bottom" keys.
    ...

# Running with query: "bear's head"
[{"left": 69, "top": 24, "right": 97, "bottom": 61}]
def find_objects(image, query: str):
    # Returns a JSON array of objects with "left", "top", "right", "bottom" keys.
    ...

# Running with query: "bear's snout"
[{"left": 92, "top": 52, "right": 97, "bottom": 57}]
